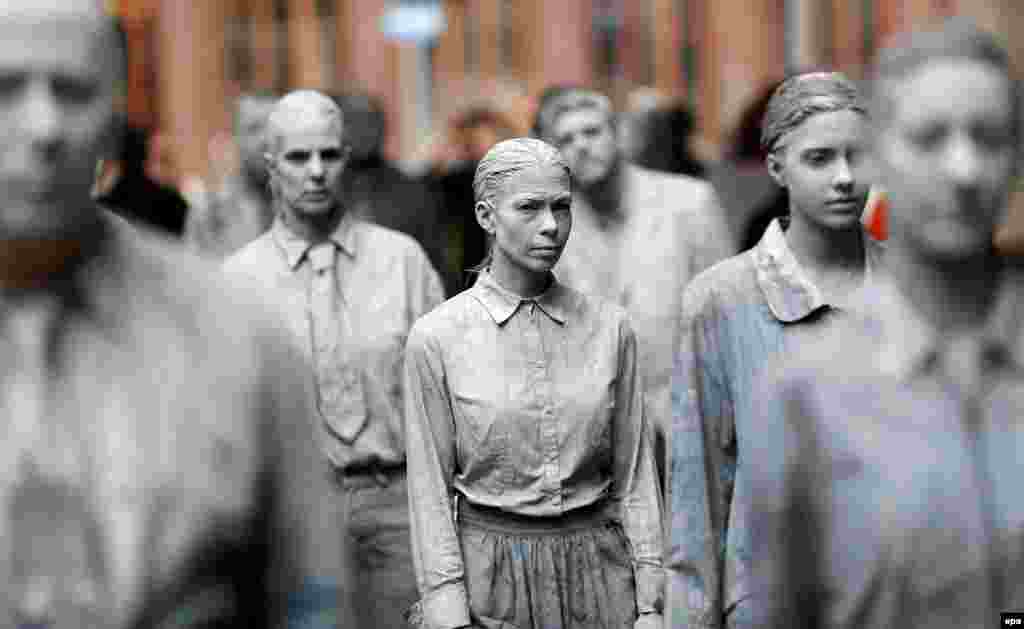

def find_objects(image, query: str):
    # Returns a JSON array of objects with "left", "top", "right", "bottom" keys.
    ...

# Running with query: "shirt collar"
[
  {"left": 754, "top": 218, "right": 885, "bottom": 323},
  {"left": 271, "top": 210, "right": 358, "bottom": 271},
  {"left": 872, "top": 268, "right": 1024, "bottom": 380},
  {"left": 469, "top": 270, "right": 571, "bottom": 326}
]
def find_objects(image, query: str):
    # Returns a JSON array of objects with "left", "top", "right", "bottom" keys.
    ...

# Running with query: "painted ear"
[
  {"left": 475, "top": 200, "right": 495, "bottom": 234},
  {"left": 766, "top": 152, "right": 786, "bottom": 188}
]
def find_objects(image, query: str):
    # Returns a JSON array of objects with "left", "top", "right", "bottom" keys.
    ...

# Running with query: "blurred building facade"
[{"left": 110, "top": 0, "right": 1022, "bottom": 187}]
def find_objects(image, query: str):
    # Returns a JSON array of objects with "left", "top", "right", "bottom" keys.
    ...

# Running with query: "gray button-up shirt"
[
  {"left": 224, "top": 213, "right": 445, "bottom": 471},
  {"left": 734, "top": 269, "right": 1024, "bottom": 629},
  {"left": 669, "top": 220, "right": 884, "bottom": 628},
  {"left": 1, "top": 214, "right": 345, "bottom": 628},
  {"left": 404, "top": 270, "right": 664, "bottom": 629}
]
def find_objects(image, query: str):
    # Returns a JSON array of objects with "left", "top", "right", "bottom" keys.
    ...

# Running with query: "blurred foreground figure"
[
  {"left": 737, "top": 18, "right": 1024, "bottom": 629},
  {"left": 224, "top": 90, "right": 444, "bottom": 629},
  {"left": 536, "top": 88, "right": 735, "bottom": 489},
  {"left": 670, "top": 72, "right": 879, "bottom": 629},
  {"left": 184, "top": 90, "right": 279, "bottom": 258},
  {"left": 333, "top": 91, "right": 451, "bottom": 295},
  {"left": 0, "top": 2, "right": 344, "bottom": 627}
]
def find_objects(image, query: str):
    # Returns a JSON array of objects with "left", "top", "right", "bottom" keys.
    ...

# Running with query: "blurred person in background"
[
  {"left": 405, "top": 138, "right": 663, "bottom": 629},
  {"left": 710, "top": 80, "right": 791, "bottom": 251},
  {"left": 536, "top": 88, "right": 736, "bottom": 492},
  {"left": 184, "top": 89, "right": 280, "bottom": 259},
  {"left": 331, "top": 90, "right": 452, "bottom": 295},
  {"left": 430, "top": 104, "right": 520, "bottom": 292},
  {"left": 0, "top": 1, "right": 345, "bottom": 626},
  {"left": 529, "top": 84, "right": 584, "bottom": 138},
  {"left": 620, "top": 88, "right": 706, "bottom": 179},
  {"left": 224, "top": 90, "right": 445, "bottom": 629},
  {"left": 736, "top": 18, "right": 1024, "bottom": 629},
  {"left": 669, "top": 72, "right": 880, "bottom": 629},
  {"left": 95, "top": 125, "right": 190, "bottom": 236}
]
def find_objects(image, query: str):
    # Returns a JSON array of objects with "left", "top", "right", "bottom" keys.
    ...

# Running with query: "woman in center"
[{"left": 405, "top": 138, "right": 664, "bottom": 629}]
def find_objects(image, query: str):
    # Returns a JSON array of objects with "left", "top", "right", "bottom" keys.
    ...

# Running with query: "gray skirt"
[{"left": 456, "top": 500, "right": 638, "bottom": 629}]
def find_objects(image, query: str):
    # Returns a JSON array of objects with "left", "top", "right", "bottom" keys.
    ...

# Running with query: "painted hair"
[
  {"left": 760, "top": 72, "right": 867, "bottom": 155},
  {"left": 473, "top": 137, "right": 570, "bottom": 205},
  {"left": 869, "top": 17, "right": 1019, "bottom": 142},
  {"left": 533, "top": 88, "right": 615, "bottom": 144},
  {"left": 264, "top": 90, "right": 345, "bottom": 156}
]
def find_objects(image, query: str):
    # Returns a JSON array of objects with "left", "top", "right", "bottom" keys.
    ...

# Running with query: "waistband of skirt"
[{"left": 457, "top": 497, "right": 614, "bottom": 535}]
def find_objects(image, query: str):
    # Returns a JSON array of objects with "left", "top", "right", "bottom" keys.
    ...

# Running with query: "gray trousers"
[{"left": 329, "top": 467, "right": 418, "bottom": 629}]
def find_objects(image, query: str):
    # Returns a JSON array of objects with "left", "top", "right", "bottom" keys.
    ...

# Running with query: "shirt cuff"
[
  {"left": 422, "top": 582, "right": 472, "bottom": 629},
  {"left": 634, "top": 562, "right": 665, "bottom": 616}
]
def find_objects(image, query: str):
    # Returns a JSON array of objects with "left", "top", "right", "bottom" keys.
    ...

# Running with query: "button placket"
[{"left": 528, "top": 305, "right": 560, "bottom": 500}]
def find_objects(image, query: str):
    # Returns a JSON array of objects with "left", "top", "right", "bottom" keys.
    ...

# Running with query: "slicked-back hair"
[
  {"left": 473, "top": 137, "right": 571, "bottom": 206},
  {"left": 869, "top": 17, "right": 1020, "bottom": 143},
  {"left": 761, "top": 72, "right": 867, "bottom": 156},
  {"left": 263, "top": 90, "right": 345, "bottom": 158}
]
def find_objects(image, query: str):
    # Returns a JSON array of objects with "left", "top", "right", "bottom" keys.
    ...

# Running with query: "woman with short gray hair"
[{"left": 405, "top": 138, "right": 664, "bottom": 629}]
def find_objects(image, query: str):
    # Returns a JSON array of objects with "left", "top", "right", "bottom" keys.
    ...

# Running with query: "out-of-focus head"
[
  {"left": 529, "top": 83, "right": 583, "bottom": 138},
  {"left": 869, "top": 18, "right": 1019, "bottom": 262},
  {"left": 762, "top": 72, "right": 870, "bottom": 232},
  {"left": 619, "top": 88, "right": 700, "bottom": 174},
  {"left": 450, "top": 106, "right": 519, "bottom": 164},
  {"left": 725, "top": 79, "right": 783, "bottom": 164},
  {"left": 234, "top": 89, "right": 280, "bottom": 185},
  {"left": 331, "top": 91, "right": 385, "bottom": 163},
  {"left": 619, "top": 88, "right": 663, "bottom": 164},
  {"left": 536, "top": 88, "right": 620, "bottom": 188},
  {"left": 264, "top": 90, "right": 349, "bottom": 223},
  {"left": 0, "top": 0, "right": 124, "bottom": 239},
  {"left": 474, "top": 138, "right": 573, "bottom": 275}
]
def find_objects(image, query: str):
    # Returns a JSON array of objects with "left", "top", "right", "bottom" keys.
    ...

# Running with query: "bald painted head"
[
  {"left": 0, "top": 0, "right": 124, "bottom": 238},
  {"left": 263, "top": 90, "right": 350, "bottom": 234}
]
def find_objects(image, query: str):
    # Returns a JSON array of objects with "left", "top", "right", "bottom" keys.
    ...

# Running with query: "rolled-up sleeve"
[
  {"left": 404, "top": 325, "right": 472, "bottom": 629},
  {"left": 612, "top": 317, "right": 666, "bottom": 615}
]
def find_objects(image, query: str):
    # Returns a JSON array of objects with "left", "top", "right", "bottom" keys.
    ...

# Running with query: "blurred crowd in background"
[{"left": 93, "top": 0, "right": 1024, "bottom": 269}]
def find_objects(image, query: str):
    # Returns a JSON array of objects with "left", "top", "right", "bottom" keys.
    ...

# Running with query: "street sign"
[{"left": 380, "top": 0, "right": 445, "bottom": 44}]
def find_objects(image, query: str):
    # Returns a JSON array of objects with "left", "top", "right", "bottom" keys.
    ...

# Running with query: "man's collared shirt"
[
  {"left": 0, "top": 213, "right": 344, "bottom": 628},
  {"left": 669, "top": 219, "right": 884, "bottom": 629},
  {"left": 735, "top": 268, "right": 1024, "bottom": 629},
  {"left": 223, "top": 211, "right": 445, "bottom": 471},
  {"left": 404, "top": 270, "right": 664, "bottom": 629},
  {"left": 554, "top": 165, "right": 736, "bottom": 479},
  {"left": 184, "top": 176, "right": 273, "bottom": 259}
]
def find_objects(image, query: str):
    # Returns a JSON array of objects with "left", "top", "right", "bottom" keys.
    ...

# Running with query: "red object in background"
[{"left": 864, "top": 187, "right": 888, "bottom": 241}]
